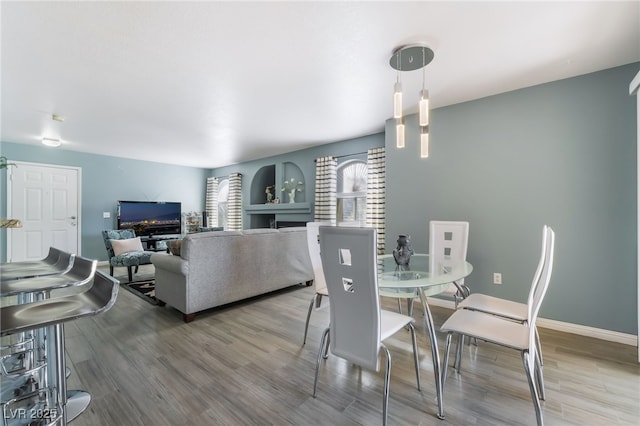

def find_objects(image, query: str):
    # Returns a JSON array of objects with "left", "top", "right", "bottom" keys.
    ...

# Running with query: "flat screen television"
[{"left": 117, "top": 200, "right": 182, "bottom": 237}]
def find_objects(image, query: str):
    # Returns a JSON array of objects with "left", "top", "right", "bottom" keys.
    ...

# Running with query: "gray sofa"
[{"left": 150, "top": 227, "right": 313, "bottom": 322}]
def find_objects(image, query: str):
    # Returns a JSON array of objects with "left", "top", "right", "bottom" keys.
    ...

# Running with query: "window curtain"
[
  {"left": 205, "top": 177, "right": 219, "bottom": 227},
  {"left": 366, "top": 147, "right": 386, "bottom": 254},
  {"left": 227, "top": 172, "right": 243, "bottom": 231},
  {"left": 314, "top": 156, "right": 337, "bottom": 224}
]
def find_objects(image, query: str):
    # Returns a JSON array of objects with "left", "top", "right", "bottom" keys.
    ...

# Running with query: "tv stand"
[{"left": 141, "top": 235, "right": 179, "bottom": 252}]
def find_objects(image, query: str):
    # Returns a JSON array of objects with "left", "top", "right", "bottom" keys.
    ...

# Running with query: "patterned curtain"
[
  {"left": 205, "top": 177, "right": 219, "bottom": 227},
  {"left": 366, "top": 147, "right": 386, "bottom": 254},
  {"left": 314, "top": 156, "right": 337, "bottom": 224},
  {"left": 227, "top": 172, "right": 243, "bottom": 231}
]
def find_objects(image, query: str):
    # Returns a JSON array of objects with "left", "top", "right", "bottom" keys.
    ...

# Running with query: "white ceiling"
[{"left": 2, "top": 1, "right": 639, "bottom": 168}]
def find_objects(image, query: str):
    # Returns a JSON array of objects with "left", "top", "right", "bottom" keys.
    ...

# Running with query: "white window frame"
[
  {"left": 336, "top": 159, "right": 367, "bottom": 226},
  {"left": 218, "top": 179, "right": 229, "bottom": 230}
]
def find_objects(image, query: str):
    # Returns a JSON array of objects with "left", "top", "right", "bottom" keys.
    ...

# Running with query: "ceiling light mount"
[
  {"left": 42, "top": 137, "right": 61, "bottom": 147},
  {"left": 390, "top": 44, "right": 434, "bottom": 72}
]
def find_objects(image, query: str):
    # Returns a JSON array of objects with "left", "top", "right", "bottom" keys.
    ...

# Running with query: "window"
[
  {"left": 336, "top": 160, "right": 367, "bottom": 226},
  {"left": 218, "top": 179, "right": 229, "bottom": 230}
]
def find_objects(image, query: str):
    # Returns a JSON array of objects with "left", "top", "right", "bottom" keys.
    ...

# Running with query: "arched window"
[
  {"left": 218, "top": 179, "right": 229, "bottom": 230},
  {"left": 336, "top": 160, "right": 367, "bottom": 226}
]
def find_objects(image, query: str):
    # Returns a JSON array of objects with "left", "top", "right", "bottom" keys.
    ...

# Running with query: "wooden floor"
[{"left": 61, "top": 266, "right": 639, "bottom": 425}]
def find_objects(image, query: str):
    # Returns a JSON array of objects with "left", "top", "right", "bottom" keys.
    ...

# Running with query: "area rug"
[{"left": 123, "top": 280, "right": 158, "bottom": 305}]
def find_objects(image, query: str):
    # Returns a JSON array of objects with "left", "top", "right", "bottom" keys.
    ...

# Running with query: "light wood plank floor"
[{"left": 61, "top": 266, "right": 639, "bottom": 425}]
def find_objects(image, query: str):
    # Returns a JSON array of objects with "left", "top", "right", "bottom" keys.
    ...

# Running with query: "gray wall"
[
  {"left": 0, "top": 143, "right": 208, "bottom": 261},
  {"left": 386, "top": 63, "right": 638, "bottom": 335}
]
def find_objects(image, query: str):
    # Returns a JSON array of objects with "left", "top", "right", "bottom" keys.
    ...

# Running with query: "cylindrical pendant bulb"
[
  {"left": 420, "top": 130, "right": 429, "bottom": 158},
  {"left": 419, "top": 89, "right": 429, "bottom": 126},
  {"left": 396, "top": 121, "right": 405, "bottom": 149},
  {"left": 394, "top": 81, "right": 403, "bottom": 119}
]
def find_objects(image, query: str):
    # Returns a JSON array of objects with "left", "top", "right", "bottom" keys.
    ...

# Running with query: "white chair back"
[
  {"left": 525, "top": 225, "right": 550, "bottom": 313},
  {"left": 526, "top": 226, "right": 555, "bottom": 370},
  {"left": 319, "top": 226, "right": 381, "bottom": 371},
  {"left": 428, "top": 221, "right": 469, "bottom": 280},
  {"left": 306, "top": 222, "right": 330, "bottom": 294}
]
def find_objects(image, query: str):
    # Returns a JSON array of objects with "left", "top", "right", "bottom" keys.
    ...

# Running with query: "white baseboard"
[
  {"left": 535, "top": 317, "right": 637, "bottom": 346},
  {"left": 425, "top": 297, "right": 638, "bottom": 347}
]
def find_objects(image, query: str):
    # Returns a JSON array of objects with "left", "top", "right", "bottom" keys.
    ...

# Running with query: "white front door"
[{"left": 7, "top": 162, "right": 81, "bottom": 262}]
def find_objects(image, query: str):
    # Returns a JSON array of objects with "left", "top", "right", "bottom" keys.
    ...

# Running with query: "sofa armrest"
[{"left": 150, "top": 253, "right": 189, "bottom": 275}]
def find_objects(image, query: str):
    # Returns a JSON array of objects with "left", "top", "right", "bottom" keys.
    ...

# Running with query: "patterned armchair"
[{"left": 102, "top": 229, "right": 153, "bottom": 282}]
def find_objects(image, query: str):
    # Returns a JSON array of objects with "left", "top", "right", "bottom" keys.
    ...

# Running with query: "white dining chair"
[
  {"left": 313, "top": 226, "right": 421, "bottom": 426},
  {"left": 302, "top": 221, "right": 331, "bottom": 345},
  {"left": 456, "top": 226, "right": 549, "bottom": 397},
  {"left": 440, "top": 225, "right": 555, "bottom": 426},
  {"left": 428, "top": 220, "right": 470, "bottom": 308}
]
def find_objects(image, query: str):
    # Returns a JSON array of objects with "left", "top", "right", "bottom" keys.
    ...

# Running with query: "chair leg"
[
  {"left": 109, "top": 265, "right": 114, "bottom": 276},
  {"left": 454, "top": 333, "right": 464, "bottom": 373},
  {"left": 534, "top": 349, "right": 546, "bottom": 401},
  {"left": 535, "top": 327, "right": 544, "bottom": 365},
  {"left": 303, "top": 294, "right": 316, "bottom": 345},
  {"left": 521, "top": 351, "right": 544, "bottom": 426},
  {"left": 322, "top": 334, "right": 330, "bottom": 359},
  {"left": 407, "top": 297, "right": 414, "bottom": 318},
  {"left": 381, "top": 345, "right": 392, "bottom": 426},
  {"left": 127, "top": 266, "right": 133, "bottom": 283},
  {"left": 408, "top": 323, "right": 421, "bottom": 391},
  {"left": 313, "top": 328, "right": 330, "bottom": 398},
  {"left": 396, "top": 298, "right": 403, "bottom": 315},
  {"left": 442, "top": 332, "right": 453, "bottom": 390}
]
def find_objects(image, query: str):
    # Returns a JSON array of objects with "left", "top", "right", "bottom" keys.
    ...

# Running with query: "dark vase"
[{"left": 393, "top": 234, "right": 414, "bottom": 269}]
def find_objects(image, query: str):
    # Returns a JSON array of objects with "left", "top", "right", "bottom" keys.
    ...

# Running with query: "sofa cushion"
[{"left": 110, "top": 237, "right": 144, "bottom": 256}]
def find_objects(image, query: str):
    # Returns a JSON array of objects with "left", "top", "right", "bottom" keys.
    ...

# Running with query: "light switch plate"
[{"left": 103, "top": 212, "right": 110, "bottom": 218}]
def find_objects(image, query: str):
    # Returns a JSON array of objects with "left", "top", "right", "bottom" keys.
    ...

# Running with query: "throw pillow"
[
  {"left": 168, "top": 239, "right": 182, "bottom": 256},
  {"left": 110, "top": 237, "right": 144, "bottom": 256}
]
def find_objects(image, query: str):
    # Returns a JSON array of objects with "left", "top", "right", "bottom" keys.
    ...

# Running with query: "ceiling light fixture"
[
  {"left": 42, "top": 137, "right": 61, "bottom": 147},
  {"left": 390, "top": 44, "right": 434, "bottom": 158}
]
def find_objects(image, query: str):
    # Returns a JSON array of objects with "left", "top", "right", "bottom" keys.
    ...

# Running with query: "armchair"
[{"left": 102, "top": 229, "right": 152, "bottom": 283}]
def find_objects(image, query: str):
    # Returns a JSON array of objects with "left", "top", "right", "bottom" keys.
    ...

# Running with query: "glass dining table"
[{"left": 377, "top": 253, "right": 473, "bottom": 420}]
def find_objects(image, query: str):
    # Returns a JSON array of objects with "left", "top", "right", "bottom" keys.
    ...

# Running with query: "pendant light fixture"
[
  {"left": 390, "top": 44, "right": 434, "bottom": 158},
  {"left": 419, "top": 51, "right": 430, "bottom": 158},
  {"left": 393, "top": 49, "right": 404, "bottom": 148}
]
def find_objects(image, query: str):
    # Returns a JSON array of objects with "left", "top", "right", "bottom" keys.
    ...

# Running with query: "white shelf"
[{"left": 245, "top": 202, "right": 311, "bottom": 215}]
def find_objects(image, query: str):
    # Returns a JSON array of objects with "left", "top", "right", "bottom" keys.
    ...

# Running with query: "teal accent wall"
[
  {"left": 0, "top": 143, "right": 208, "bottom": 261},
  {"left": 386, "top": 63, "right": 638, "bottom": 335},
  {"left": 211, "top": 134, "right": 384, "bottom": 227}
]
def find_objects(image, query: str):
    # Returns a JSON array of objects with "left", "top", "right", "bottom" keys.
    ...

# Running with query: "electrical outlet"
[
  {"left": 103, "top": 212, "right": 110, "bottom": 219},
  {"left": 493, "top": 272, "right": 502, "bottom": 285}
]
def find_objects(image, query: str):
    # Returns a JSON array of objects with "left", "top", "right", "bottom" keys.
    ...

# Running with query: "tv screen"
[{"left": 117, "top": 201, "right": 182, "bottom": 237}]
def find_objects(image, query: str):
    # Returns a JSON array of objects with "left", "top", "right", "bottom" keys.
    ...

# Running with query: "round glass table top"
[{"left": 378, "top": 254, "right": 473, "bottom": 290}]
